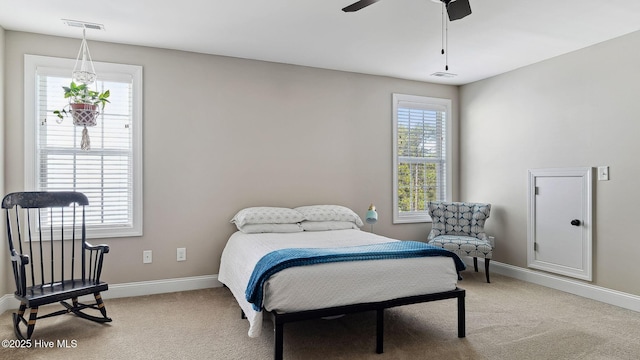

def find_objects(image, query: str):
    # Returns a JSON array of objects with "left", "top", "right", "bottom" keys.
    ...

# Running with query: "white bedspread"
[{"left": 217, "top": 229, "right": 458, "bottom": 338}]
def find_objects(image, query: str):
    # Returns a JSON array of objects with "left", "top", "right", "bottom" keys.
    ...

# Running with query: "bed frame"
[{"left": 264, "top": 287, "right": 466, "bottom": 360}]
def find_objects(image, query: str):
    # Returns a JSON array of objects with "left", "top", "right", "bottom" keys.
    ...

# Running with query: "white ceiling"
[{"left": 1, "top": 0, "right": 639, "bottom": 85}]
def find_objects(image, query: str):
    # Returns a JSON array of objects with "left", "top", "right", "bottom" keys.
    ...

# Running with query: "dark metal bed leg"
[
  {"left": 376, "top": 308, "right": 384, "bottom": 354},
  {"left": 241, "top": 310, "right": 246, "bottom": 319},
  {"left": 457, "top": 291, "right": 466, "bottom": 338},
  {"left": 473, "top": 257, "right": 478, "bottom": 272},
  {"left": 274, "top": 317, "right": 284, "bottom": 360}
]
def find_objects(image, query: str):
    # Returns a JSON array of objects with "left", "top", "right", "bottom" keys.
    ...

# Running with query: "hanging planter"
[
  {"left": 53, "top": 82, "right": 110, "bottom": 120},
  {"left": 53, "top": 82, "right": 110, "bottom": 150},
  {"left": 51, "top": 27, "right": 109, "bottom": 151},
  {"left": 69, "top": 103, "right": 100, "bottom": 150},
  {"left": 70, "top": 103, "right": 99, "bottom": 127}
]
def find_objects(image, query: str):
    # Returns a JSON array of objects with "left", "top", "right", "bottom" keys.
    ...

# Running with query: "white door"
[{"left": 527, "top": 168, "right": 592, "bottom": 280}]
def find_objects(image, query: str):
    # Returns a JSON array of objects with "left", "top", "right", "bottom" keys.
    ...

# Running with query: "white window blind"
[
  {"left": 24, "top": 55, "right": 143, "bottom": 238},
  {"left": 392, "top": 94, "right": 451, "bottom": 223}
]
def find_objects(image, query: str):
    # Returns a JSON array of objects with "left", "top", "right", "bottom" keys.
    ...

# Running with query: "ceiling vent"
[
  {"left": 62, "top": 19, "right": 105, "bottom": 31},
  {"left": 430, "top": 72, "right": 458, "bottom": 78}
]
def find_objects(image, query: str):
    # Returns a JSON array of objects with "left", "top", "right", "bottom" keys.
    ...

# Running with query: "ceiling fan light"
[{"left": 446, "top": 0, "right": 472, "bottom": 21}]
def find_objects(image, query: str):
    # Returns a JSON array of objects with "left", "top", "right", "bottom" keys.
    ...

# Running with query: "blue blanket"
[{"left": 245, "top": 241, "right": 465, "bottom": 311}]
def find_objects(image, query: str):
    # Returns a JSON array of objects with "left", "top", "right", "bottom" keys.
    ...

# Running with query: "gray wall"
[
  {"left": 460, "top": 30, "right": 640, "bottom": 295},
  {"left": 0, "top": 26, "right": 6, "bottom": 295},
  {"left": 8, "top": 28, "right": 639, "bottom": 299},
  {"left": 3, "top": 31, "right": 459, "bottom": 286}
]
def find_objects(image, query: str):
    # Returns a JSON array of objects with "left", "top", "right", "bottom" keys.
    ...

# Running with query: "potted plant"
[{"left": 53, "top": 81, "right": 110, "bottom": 127}]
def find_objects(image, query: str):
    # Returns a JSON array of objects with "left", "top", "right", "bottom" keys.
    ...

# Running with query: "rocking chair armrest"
[
  {"left": 10, "top": 249, "right": 30, "bottom": 266},
  {"left": 84, "top": 242, "right": 110, "bottom": 254},
  {"left": 84, "top": 242, "right": 109, "bottom": 283}
]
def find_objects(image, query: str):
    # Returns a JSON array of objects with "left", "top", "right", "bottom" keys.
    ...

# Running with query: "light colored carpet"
[{"left": 1, "top": 271, "right": 640, "bottom": 359}]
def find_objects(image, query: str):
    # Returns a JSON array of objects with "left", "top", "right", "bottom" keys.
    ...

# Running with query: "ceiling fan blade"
[
  {"left": 342, "top": 0, "right": 380, "bottom": 12},
  {"left": 446, "top": 0, "right": 472, "bottom": 21}
]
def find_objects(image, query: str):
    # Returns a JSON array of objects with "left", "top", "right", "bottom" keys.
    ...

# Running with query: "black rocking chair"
[{"left": 2, "top": 191, "right": 112, "bottom": 340}]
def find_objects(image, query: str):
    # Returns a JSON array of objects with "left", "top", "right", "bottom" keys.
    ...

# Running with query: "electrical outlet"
[
  {"left": 177, "top": 247, "right": 186, "bottom": 262},
  {"left": 143, "top": 250, "right": 152, "bottom": 264}
]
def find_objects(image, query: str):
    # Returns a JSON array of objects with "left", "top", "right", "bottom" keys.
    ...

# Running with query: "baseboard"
[
  {"left": 469, "top": 258, "right": 640, "bottom": 313},
  {"left": 3, "top": 265, "right": 640, "bottom": 316},
  {"left": 0, "top": 275, "right": 223, "bottom": 314},
  {"left": 104, "top": 274, "right": 223, "bottom": 300},
  {"left": 0, "top": 294, "right": 17, "bottom": 316}
]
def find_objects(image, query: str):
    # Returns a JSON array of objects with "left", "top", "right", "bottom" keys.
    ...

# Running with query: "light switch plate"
[
  {"left": 597, "top": 166, "right": 609, "bottom": 181},
  {"left": 177, "top": 247, "right": 186, "bottom": 262}
]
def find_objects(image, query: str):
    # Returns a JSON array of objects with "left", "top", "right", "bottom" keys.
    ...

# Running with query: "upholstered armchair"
[{"left": 427, "top": 201, "right": 494, "bottom": 283}]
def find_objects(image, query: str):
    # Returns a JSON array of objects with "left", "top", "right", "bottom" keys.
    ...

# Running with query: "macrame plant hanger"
[
  {"left": 73, "top": 28, "right": 97, "bottom": 85},
  {"left": 72, "top": 28, "right": 98, "bottom": 150}
]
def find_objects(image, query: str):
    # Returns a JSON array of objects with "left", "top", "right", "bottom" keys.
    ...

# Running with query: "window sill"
[{"left": 393, "top": 214, "right": 433, "bottom": 224}]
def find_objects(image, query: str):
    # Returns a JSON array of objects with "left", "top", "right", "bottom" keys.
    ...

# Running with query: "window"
[
  {"left": 392, "top": 94, "right": 451, "bottom": 223},
  {"left": 24, "top": 55, "right": 143, "bottom": 238}
]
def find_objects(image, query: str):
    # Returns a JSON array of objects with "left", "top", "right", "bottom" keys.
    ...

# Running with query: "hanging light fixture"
[
  {"left": 429, "top": 1, "right": 461, "bottom": 79},
  {"left": 440, "top": 1, "right": 449, "bottom": 71}
]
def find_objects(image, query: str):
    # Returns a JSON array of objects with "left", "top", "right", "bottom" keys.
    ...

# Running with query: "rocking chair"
[{"left": 2, "top": 191, "right": 112, "bottom": 340}]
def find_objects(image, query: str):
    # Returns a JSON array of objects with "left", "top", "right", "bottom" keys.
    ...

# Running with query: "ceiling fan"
[{"left": 342, "top": 0, "right": 472, "bottom": 21}]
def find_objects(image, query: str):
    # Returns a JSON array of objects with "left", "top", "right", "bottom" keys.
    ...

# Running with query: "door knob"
[{"left": 570, "top": 219, "right": 581, "bottom": 226}]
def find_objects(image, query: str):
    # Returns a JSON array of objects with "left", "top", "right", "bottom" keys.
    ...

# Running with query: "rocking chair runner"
[{"left": 2, "top": 191, "right": 112, "bottom": 340}]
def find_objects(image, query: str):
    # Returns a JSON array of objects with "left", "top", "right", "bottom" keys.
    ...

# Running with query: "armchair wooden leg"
[
  {"left": 485, "top": 259, "right": 491, "bottom": 283},
  {"left": 473, "top": 257, "right": 478, "bottom": 272}
]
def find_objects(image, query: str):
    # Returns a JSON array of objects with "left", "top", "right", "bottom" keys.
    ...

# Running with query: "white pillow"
[
  {"left": 295, "top": 205, "right": 364, "bottom": 227},
  {"left": 230, "top": 207, "right": 305, "bottom": 228},
  {"left": 238, "top": 223, "right": 304, "bottom": 234},
  {"left": 300, "top": 221, "right": 359, "bottom": 232}
]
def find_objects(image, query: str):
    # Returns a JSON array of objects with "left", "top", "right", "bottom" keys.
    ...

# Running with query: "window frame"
[
  {"left": 24, "top": 54, "right": 143, "bottom": 239},
  {"left": 392, "top": 93, "right": 452, "bottom": 224}
]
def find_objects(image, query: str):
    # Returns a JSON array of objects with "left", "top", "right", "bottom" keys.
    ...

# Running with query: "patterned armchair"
[{"left": 427, "top": 201, "right": 494, "bottom": 283}]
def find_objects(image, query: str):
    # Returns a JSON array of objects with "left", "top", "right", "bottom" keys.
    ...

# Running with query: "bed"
[{"left": 218, "top": 205, "right": 466, "bottom": 359}]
